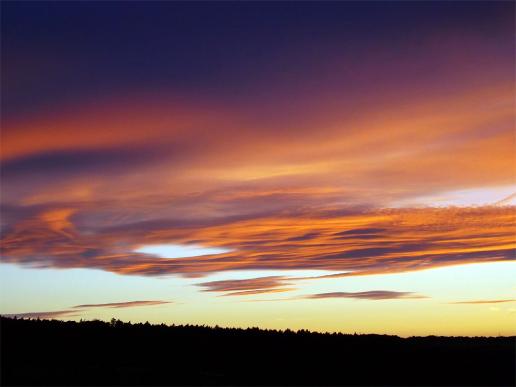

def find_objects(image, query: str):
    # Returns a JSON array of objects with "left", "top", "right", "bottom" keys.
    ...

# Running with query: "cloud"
[
  {"left": 1, "top": 300, "right": 172, "bottom": 321},
  {"left": 286, "top": 232, "right": 320, "bottom": 242},
  {"left": 1, "top": 206, "right": 514, "bottom": 279},
  {"left": 333, "top": 228, "right": 386, "bottom": 238},
  {"left": 246, "top": 290, "right": 427, "bottom": 302},
  {"left": 1, "top": 310, "right": 79, "bottom": 319},
  {"left": 1, "top": 82, "right": 515, "bottom": 282},
  {"left": 305, "top": 291, "right": 426, "bottom": 300},
  {"left": 449, "top": 299, "right": 516, "bottom": 305},
  {"left": 197, "top": 276, "right": 294, "bottom": 296},
  {"left": 73, "top": 300, "right": 171, "bottom": 309},
  {"left": 220, "top": 288, "right": 295, "bottom": 297},
  {"left": 1, "top": 147, "right": 160, "bottom": 180}
]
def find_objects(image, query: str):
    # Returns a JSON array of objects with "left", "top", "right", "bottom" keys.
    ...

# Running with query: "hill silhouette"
[{"left": 1, "top": 316, "right": 514, "bottom": 386}]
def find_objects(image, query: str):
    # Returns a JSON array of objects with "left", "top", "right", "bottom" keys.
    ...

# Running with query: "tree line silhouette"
[{"left": 1, "top": 316, "right": 514, "bottom": 386}]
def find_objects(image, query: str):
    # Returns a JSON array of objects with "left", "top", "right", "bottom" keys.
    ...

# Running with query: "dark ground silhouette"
[{"left": 1, "top": 316, "right": 514, "bottom": 386}]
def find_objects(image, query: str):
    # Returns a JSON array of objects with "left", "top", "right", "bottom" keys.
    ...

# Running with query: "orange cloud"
[
  {"left": 2, "top": 84, "right": 513, "bottom": 203},
  {"left": 1, "top": 204, "right": 513, "bottom": 280},
  {"left": 0, "top": 97, "right": 235, "bottom": 162},
  {"left": 1, "top": 82, "right": 514, "bottom": 284}
]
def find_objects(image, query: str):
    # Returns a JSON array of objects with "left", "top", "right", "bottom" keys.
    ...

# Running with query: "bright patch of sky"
[
  {"left": 135, "top": 244, "right": 233, "bottom": 258},
  {"left": 1, "top": 261, "right": 514, "bottom": 336},
  {"left": 394, "top": 185, "right": 516, "bottom": 207}
]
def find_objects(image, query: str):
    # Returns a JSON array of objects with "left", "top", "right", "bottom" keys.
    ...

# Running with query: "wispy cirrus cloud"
[
  {"left": 1, "top": 300, "right": 172, "bottom": 321},
  {"left": 220, "top": 288, "right": 295, "bottom": 297},
  {"left": 1, "top": 310, "right": 79, "bottom": 319},
  {"left": 449, "top": 299, "right": 516, "bottom": 305},
  {"left": 197, "top": 277, "right": 427, "bottom": 300},
  {"left": 244, "top": 290, "right": 428, "bottom": 302},
  {"left": 73, "top": 300, "right": 171, "bottom": 309},
  {"left": 305, "top": 291, "right": 427, "bottom": 301},
  {"left": 197, "top": 276, "right": 294, "bottom": 296}
]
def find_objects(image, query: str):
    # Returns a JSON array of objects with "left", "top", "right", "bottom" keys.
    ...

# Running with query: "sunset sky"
[{"left": 1, "top": 1, "right": 515, "bottom": 336}]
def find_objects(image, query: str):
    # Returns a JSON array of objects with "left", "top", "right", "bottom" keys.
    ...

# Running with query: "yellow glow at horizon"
[{"left": 2, "top": 261, "right": 514, "bottom": 337}]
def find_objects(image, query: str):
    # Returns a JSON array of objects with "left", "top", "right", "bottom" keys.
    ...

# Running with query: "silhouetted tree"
[{"left": 0, "top": 316, "right": 514, "bottom": 386}]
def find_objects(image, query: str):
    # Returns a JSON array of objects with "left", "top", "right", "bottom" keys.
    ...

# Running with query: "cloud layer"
[
  {"left": 1, "top": 204, "right": 514, "bottom": 279},
  {"left": 1, "top": 2, "right": 514, "bottom": 290}
]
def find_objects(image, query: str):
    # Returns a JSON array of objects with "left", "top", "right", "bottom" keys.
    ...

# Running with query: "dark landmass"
[{"left": 1, "top": 317, "right": 514, "bottom": 386}]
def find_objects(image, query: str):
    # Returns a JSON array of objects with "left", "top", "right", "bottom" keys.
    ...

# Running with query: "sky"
[{"left": 1, "top": 1, "right": 515, "bottom": 337}]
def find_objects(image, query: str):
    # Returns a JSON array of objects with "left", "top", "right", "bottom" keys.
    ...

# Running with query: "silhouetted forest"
[{"left": 1, "top": 317, "right": 514, "bottom": 386}]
